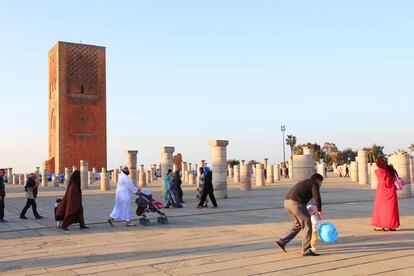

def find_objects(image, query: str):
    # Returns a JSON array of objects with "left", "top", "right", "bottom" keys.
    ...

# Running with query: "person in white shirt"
[{"left": 108, "top": 166, "right": 140, "bottom": 227}]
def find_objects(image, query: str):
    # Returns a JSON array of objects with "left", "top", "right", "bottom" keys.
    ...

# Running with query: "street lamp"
[{"left": 281, "top": 125, "right": 286, "bottom": 165}]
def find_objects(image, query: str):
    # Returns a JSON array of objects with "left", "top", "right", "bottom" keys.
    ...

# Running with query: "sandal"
[
  {"left": 374, "top": 228, "right": 385, "bottom": 231},
  {"left": 107, "top": 219, "right": 114, "bottom": 226}
]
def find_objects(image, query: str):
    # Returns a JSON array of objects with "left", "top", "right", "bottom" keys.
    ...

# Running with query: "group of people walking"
[
  {"left": 0, "top": 156, "right": 402, "bottom": 253},
  {"left": 0, "top": 168, "right": 87, "bottom": 230},
  {"left": 162, "top": 166, "right": 217, "bottom": 209},
  {"left": 106, "top": 165, "right": 218, "bottom": 227}
]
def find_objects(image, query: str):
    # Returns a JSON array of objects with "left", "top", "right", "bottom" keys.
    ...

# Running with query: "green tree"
[
  {"left": 248, "top": 160, "right": 258, "bottom": 166},
  {"left": 293, "top": 142, "right": 324, "bottom": 162},
  {"left": 336, "top": 148, "right": 357, "bottom": 165},
  {"left": 321, "top": 142, "right": 339, "bottom": 165},
  {"left": 286, "top": 135, "right": 297, "bottom": 157},
  {"left": 368, "top": 144, "right": 385, "bottom": 163},
  {"left": 227, "top": 159, "right": 240, "bottom": 166}
]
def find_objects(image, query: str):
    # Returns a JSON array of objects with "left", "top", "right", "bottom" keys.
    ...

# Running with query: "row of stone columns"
[{"left": 354, "top": 149, "right": 412, "bottom": 198}]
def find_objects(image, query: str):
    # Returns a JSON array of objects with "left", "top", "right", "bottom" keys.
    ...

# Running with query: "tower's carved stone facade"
[{"left": 45, "top": 41, "right": 107, "bottom": 174}]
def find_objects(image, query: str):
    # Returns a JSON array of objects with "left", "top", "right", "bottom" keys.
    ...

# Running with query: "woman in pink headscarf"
[{"left": 371, "top": 158, "right": 400, "bottom": 231}]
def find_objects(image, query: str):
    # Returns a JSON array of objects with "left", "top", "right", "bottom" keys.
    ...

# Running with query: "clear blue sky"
[{"left": 1, "top": 1, "right": 413, "bottom": 172}]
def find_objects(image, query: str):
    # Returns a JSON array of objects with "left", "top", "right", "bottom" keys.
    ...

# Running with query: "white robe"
[{"left": 110, "top": 172, "right": 138, "bottom": 222}]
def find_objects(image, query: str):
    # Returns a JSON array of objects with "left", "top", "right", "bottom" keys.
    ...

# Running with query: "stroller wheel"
[
  {"left": 158, "top": 217, "right": 168, "bottom": 225},
  {"left": 139, "top": 218, "right": 150, "bottom": 226}
]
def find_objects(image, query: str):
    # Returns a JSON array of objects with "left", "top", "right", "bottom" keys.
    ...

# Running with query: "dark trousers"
[
  {"left": 199, "top": 189, "right": 217, "bottom": 207},
  {"left": 177, "top": 184, "right": 184, "bottom": 202},
  {"left": 20, "top": 199, "right": 40, "bottom": 218},
  {"left": 277, "top": 199, "right": 312, "bottom": 253},
  {"left": 0, "top": 199, "right": 4, "bottom": 220}
]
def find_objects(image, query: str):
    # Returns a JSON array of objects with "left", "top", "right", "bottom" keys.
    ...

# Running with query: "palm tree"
[
  {"left": 286, "top": 135, "right": 297, "bottom": 158},
  {"left": 409, "top": 144, "right": 414, "bottom": 152}
]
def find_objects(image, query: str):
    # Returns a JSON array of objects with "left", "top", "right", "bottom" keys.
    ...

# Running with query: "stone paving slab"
[{"left": 0, "top": 176, "right": 413, "bottom": 275}]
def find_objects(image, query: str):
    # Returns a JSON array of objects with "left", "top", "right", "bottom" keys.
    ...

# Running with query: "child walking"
[
  {"left": 54, "top": 198, "right": 63, "bottom": 228},
  {"left": 307, "top": 204, "right": 321, "bottom": 252}
]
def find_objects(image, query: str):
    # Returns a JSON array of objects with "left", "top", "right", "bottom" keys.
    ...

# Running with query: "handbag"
[{"left": 394, "top": 173, "right": 405, "bottom": 190}]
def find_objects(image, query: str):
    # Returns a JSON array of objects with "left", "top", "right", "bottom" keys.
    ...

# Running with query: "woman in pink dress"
[{"left": 371, "top": 158, "right": 400, "bottom": 231}]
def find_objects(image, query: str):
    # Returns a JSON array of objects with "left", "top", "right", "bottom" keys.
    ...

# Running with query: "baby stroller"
[{"left": 135, "top": 189, "right": 168, "bottom": 226}]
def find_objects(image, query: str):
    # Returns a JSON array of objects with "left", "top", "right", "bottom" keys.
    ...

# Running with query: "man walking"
[
  {"left": 276, "top": 173, "right": 324, "bottom": 256},
  {"left": 345, "top": 165, "right": 350, "bottom": 178},
  {"left": 108, "top": 166, "right": 140, "bottom": 227},
  {"left": 0, "top": 168, "right": 7, "bottom": 222},
  {"left": 20, "top": 173, "right": 43, "bottom": 219}
]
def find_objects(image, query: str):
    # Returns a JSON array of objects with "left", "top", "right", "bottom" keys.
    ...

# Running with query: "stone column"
[
  {"left": 240, "top": 163, "right": 251, "bottom": 191},
  {"left": 147, "top": 170, "right": 152, "bottom": 184},
  {"left": 189, "top": 172, "right": 196, "bottom": 185},
  {"left": 80, "top": 160, "right": 89, "bottom": 190},
  {"left": 228, "top": 165, "right": 233, "bottom": 181},
  {"left": 23, "top": 174, "right": 29, "bottom": 186},
  {"left": 288, "top": 157, "right": 293, "bottom": 178},
  {"left": 350, "top": 161, "right": 358, "bottom": 182},
  {"left": 13, "top": 174, "right": 18, "bottom": 185},
  {"left": 41, "top": 166, "right": 47, "bottom": 187},
  {"left": 41, "top": 167, "right": 48, "bottom": 187},
  {"left": 35, "top": 167, "right": 40, "bottom": 181},
  {"left": 160, "top": 147, "right": 175, "bottom": 188},
  {"left": 126, "top": 150, "right": 138, "bottom": 185},
  {"left": 370, "top": 163, "right": 379, "bottom": 189},
  {"left": 51, "top": 175, "right": 59, "bottom": 187},
  {"left": 391, "top": 152, "right": 411, "bottom": 198},
  {"left": 233, "top": 165, "right": 240, "bottom": 184},
  {"left": 357, "top": 149, "right": 369, "bottom": 185},
  {"left": 209, "top": 140, "right": 229, "bottom": 199},
  {"left": 274, "top": 164, "right": 280, "bottom": 181},
  {"left": 7, "top": 168, "right": 12, "bottom": 183},
  {"left": 317, "top": 163, "right": 326, "bottom": 177},
  {"left": 64, "top": 167, "right": 71, "bottom": 186},
  {"left": 101, "top": 167, "right": 110, "bottom": 191},
  {"left": 292, "top": 149, "right": 314, "bottom": 181},
  {"left": 255, "top": 164, "right": 265, "bottom": 187},
  {"left": 138, "top": 165, "right": 147, "bottom": 187},
  {"left": 303, "top": 147, "right": 313, "bottom": 155},
  {"left": 113, "top": 169, "right": 120, "bottom": 184},
  {"left": 88, "top": 171, "right": 94, "bottom": 185},
  {"left": 262, "top": 158, "right": 268, "bottom": 172},
  {"left": 266, "top": 164, "right": 274, "bottom": 184}
]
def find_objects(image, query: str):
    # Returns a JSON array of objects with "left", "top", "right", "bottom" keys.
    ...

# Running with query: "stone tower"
[{"left": 45, "top": 41, "right": 107, "bottom": 174}]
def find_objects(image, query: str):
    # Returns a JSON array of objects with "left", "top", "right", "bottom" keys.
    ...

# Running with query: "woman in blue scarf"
[
  {"left": 165, "top": 170, "right": 183, "bottom": 208},
  {"left": 164, "top": 169, "right": 173, "bottom": 204}
]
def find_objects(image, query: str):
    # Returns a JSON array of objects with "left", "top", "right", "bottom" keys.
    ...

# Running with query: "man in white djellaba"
[{"left": 108, "top": 166, "right": 140, "bottom": 227}]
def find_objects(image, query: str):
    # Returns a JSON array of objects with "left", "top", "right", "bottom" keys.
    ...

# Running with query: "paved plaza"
[{"left": 1, "top": 175, "right": 414, "bottom": 275}]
